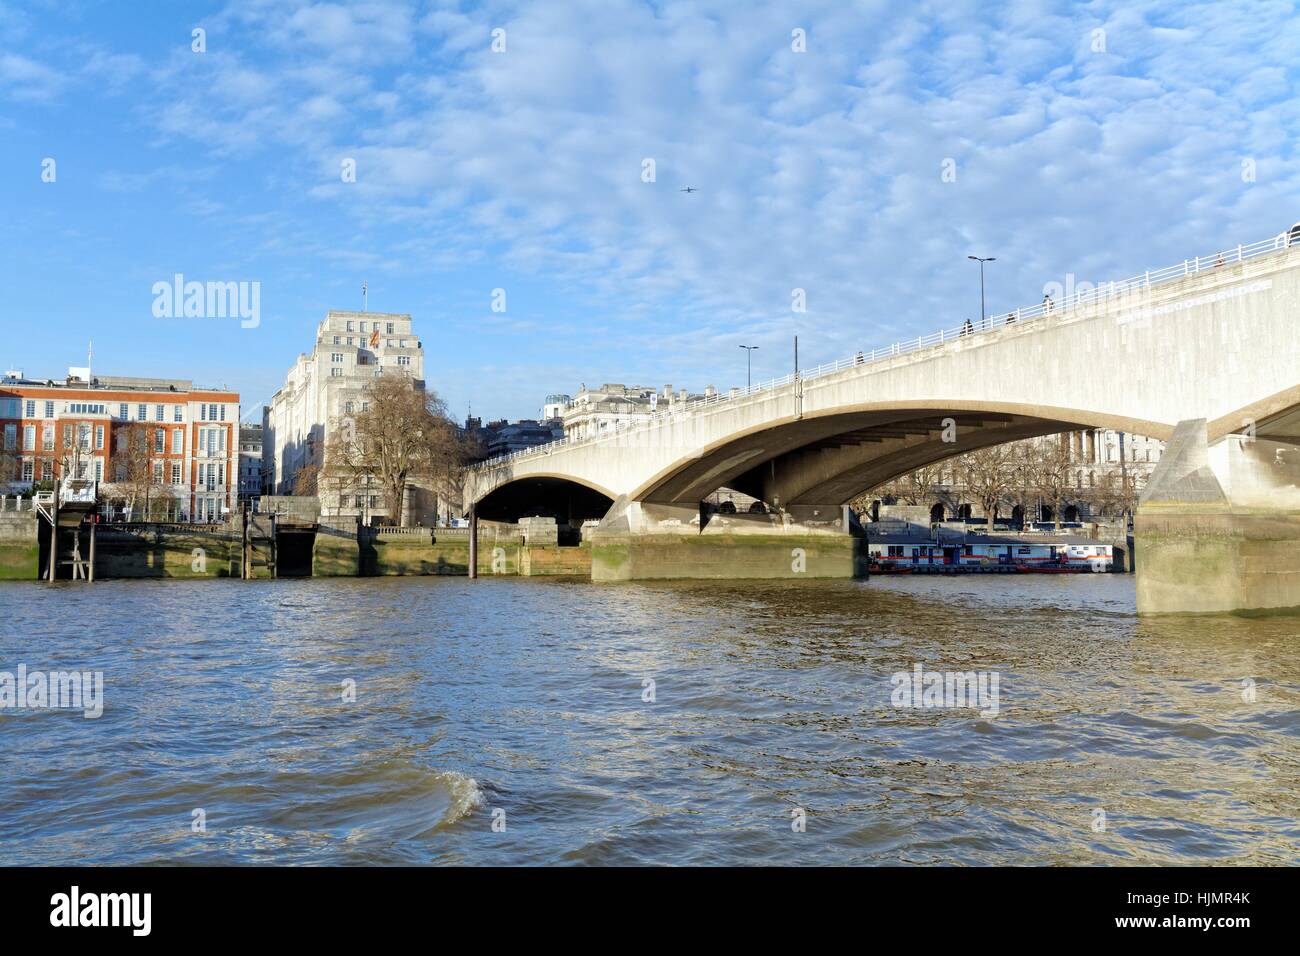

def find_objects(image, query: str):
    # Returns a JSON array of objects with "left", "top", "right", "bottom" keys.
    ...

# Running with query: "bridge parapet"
[{"left": 474, "top": 229, "right": 1300, "bottom": 476}]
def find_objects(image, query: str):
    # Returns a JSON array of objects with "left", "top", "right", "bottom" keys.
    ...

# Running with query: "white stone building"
[
  {"left": 560, "top": 383, "right": 712, "bottom": 441},
  {"left": 263, "top": 310, "right": 426, "bottom": 522}
]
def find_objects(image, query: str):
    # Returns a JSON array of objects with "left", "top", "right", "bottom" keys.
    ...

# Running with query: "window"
[
  {"left": 386, "top": 322, "right": 393, "bottom": 334},
  {"left": 63, "top": 425, "right": 73, "bottom": 448},
  {"left": 331, "top": 353, "right": 344, "bottom": 363},
  {"left": 361, "top": 401, "right": 370, "bottom": 412},
  {"left": 24, "top": 400, "right": 35, "bottom": 417},
  {"left": 172, "top": 430, "right": 183, "bottom": 454},
  {"left": 153, "top": 462, "right": 164, "bottom": 482},
  {"left": 119, "top": 403, "right": 128, "bottom": 420},
  {"left": 42, "top": 424, "right": 53, "bottom": 451},
  {"left": 44, "top": 401, "right": 54, "bottom": 418},
  {"left": 21, "top": 460, "right": 34, "bottom": 482},
  {"left": 331, "top": 368, "right": 342, "bottom": 377},
  {"left": 22, "top": 425, "right": 34, "bottom": 450},
  {"left": 344, "top": 401, "right": 354, "bottom": 414},
  {"left": 138, "top": 404, "right": 147, "bottom": 420},
  {"left": 94, "top": 459, "right": 103, "bottom": 482},
  {"left": 396, "top": 355, "right": 410, "bottom": 366},
  {"left": 887, "top": 545, "right": 904, "bottom": 557},
  {"left": 171, "top": 462, "right": 182, "bottom": 485},
  {"left": 174, "top": 405, "right": 183, "bottom": 422},
  {"left": 346, "top": 321, "right": 354, "bottom": 332},
  {"left": 41, "top": 460, "right": 52, "bottom": 480},
  {"left": 360, "top": 321, "right": 367, "bottom": 332},
  {"left": 156, "top": 404, "right": 165, "bottom": 421},
  {"left": 333, "top": 335, "right": 341, "bottom": 344},
  {"left": 77, "top": 424, "right": 91, "bottom": 450},
  {"left": 95, "top": 425, "right": 104, "bottom": 450},
  {"left": 155, "top": 430, "right": 165, "bottom": 453},
  {"left": 200, "top": 404, "right": 207, "bottom": 421},
  {"left": 399, "top": 339, "right": 407, "bottom": 348}
]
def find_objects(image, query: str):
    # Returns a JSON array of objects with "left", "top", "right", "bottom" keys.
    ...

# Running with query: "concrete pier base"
[
  {"left": 590, "top": 530, "right": 868, "bottom": 581},
  {"left": 1136, "top": 509, "right": 1300, "bottom": 615},
  {"left": 1136, "top": 419, "right": 1300, "bottom": 615},
  {"left": 589, "top": 496, "right": 868, "bottom": 581}
]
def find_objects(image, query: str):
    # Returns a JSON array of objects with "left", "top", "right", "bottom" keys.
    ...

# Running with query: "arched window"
[{"left": 930, "top": 503, "right": 945, "bottom": 523}]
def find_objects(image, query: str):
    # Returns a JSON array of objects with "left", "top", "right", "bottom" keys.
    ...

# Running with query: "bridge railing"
[{"left": 475, "top": 229, "right": 1298, "bottom": 471}]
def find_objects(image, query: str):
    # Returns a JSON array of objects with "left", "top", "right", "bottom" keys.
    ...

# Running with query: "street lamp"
[
  {"left": 967, "top": 255, "right": 996, "bottom": 328},
  {"left": 739, "top": 345, "right": 759, "bottom": 388}
]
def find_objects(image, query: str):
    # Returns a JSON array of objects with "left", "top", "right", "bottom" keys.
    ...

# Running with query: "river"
[{"left": 1, "top": 575, "right": 1296, "bottom": 865}]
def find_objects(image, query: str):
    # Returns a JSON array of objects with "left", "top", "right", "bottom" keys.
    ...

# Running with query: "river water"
[{"left": 1, "top": 575, "right": 1296, "bottom": 865}]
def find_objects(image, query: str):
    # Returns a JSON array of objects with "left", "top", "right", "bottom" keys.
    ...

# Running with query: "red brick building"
[{"left": 0, "top": 369, "right": 240, "bottom": 521}]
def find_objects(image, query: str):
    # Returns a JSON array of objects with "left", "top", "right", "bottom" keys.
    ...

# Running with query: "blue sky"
[{"left": 1, "top": 0, "right": 1297, "bottom": 424}]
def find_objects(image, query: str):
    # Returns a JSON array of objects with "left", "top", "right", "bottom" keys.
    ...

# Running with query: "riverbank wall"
[{"left": 0, "top": 508, "right": 39, "bottom": 580}]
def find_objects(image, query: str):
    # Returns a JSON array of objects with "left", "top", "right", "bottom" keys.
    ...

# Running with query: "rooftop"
[{"left": 0, "top": 370, "right": 235, "bottom": 395}]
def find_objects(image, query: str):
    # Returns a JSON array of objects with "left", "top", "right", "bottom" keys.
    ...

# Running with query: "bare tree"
[
  {"left": 106, "top": 422, "right": 177, "bottom": 519},
  {"left": 1024, "top": 435, "right": 1074, "bottom": 530},
  {"left": 871, "top": 464, "right": 943, "bottom": 506},
  {"left": 1088, "top": 469, "right": 1143, "bottom": 522},
  {"left": 324, "top": 374, "right": 462, "bottom": 526},
  {"left": 957, "top": 444, "right": 1015, "bottom": 532},
  {"left": 292, "top": 462, "right": 320, "bottom": 497},
  {"left": 0, "top": 441, "right": 17, "bottom": 490}
]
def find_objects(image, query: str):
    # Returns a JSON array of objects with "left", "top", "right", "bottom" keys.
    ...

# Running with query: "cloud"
[
  {"left": 12, "top": 0, "right": 1300, "bottom": 416},
  {"left": 0, "top": 51, "right": 67, "bottom": 101}
]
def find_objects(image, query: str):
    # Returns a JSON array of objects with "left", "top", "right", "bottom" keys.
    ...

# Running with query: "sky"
[{"left": 1, "top": 0, "right": 1298, "bottom": 424}]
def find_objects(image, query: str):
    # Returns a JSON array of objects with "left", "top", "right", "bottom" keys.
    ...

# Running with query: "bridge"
[{"left": 466, "top": 231, "right": 1300, "bottom": 614}]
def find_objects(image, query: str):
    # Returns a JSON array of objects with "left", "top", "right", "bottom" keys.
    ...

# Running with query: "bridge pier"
[
  {"left": 588, "top": 496, "right": 868, "bottom": 581},
  {"left": 1136, "top": 420, "right": 1300, "bottom": 615}
]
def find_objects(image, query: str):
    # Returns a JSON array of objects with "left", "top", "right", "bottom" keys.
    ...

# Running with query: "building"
[
  {"left": 464, "top": 415, "right": 563, "bottom": 460},
  {"left": 262, "top": 310, "right": 426, "bottom": 522},
  {"left": 560, "top": 383, "right": 712, "bottom": 441},
  {"left": 542, "top": 394, "right": 571, "bottom": 420},
  {"left": 479, "top": 418, "right": 564, "bottom": 458},
  {"left": 238, "top": 423, "right": 263, "bottom": 502},
  {"left": 0, "top": 367, "right": 239, "bottom": 521},
  {"left": 871, "top": 428, "right": 1165, "bottom": 525}
]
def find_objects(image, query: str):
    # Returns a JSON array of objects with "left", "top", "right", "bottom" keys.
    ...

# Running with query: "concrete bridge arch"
[{"left": 465, "top": 234, "right": 1300, "bottom": 611}]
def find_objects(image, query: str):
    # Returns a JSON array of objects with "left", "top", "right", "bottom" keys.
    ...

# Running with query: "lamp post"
[
  {"left": 967, "top": 255, "right": 996, "bottom": 327},
  {"left": 739, "top": 345, "right": 759, "bottom": 388}
]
